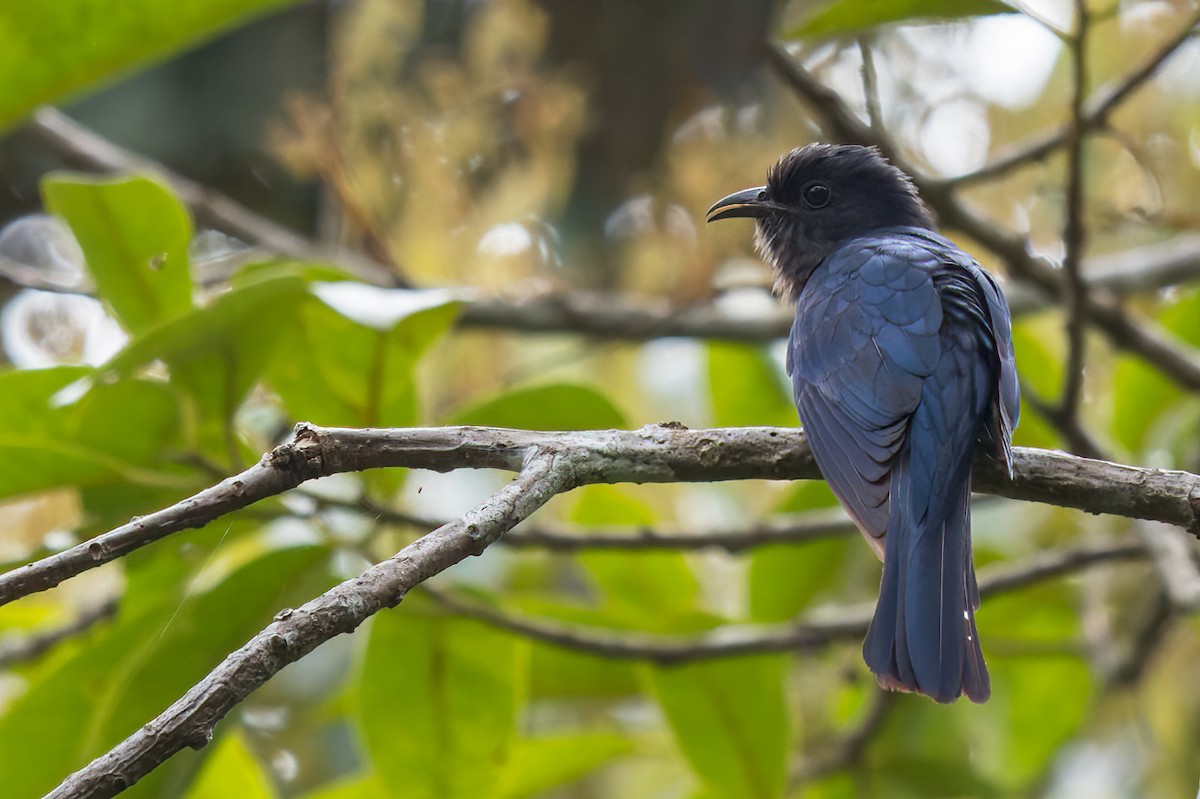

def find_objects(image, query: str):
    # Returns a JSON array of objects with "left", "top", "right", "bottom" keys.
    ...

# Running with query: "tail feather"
[{"left": 862, "top": 463, "right": 989, "bottom": 703}]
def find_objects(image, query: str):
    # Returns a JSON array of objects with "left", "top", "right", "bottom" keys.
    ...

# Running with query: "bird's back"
[{"left": 787, "top": 228, "right": 1016, "bottom": 702}]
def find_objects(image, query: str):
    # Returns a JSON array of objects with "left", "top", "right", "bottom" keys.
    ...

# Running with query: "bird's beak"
[{"left": 705, "top": 186, "right": 769, "bottom": 222}]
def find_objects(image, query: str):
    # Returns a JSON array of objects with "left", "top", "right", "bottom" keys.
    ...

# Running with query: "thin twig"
[
  {"left": 1103, "top": 589, "right": 1173, "bottom": 688},
  {"left": 791, "top": 690, "right": 895, "bottom": 785},
  {"left": 1130, "top": 522, "right": 1200, "bottom": 611},
  {"left": 1022, "top": 387, "right": 1105, "bottom": 460},
  {"left": 943, "top": 7, "right": 1200, "bottom": 188},
  {"left": 26, "top": 107, "right": 404, "bottom": 288},
  {"left": 350, "top": 494, "right": 860, "bottom": 552},
  {"left": 1059, "top": 0, "right": 1090, "bottom": 431},
  {"left": 0, "top": 598, "right": 118, "bottom": 668},
  {"left": 422, "top": 540, "right": 1147, "bottom": 664},
  {"left": 857, "top": 37, "right": 884, "bottom": 133}
]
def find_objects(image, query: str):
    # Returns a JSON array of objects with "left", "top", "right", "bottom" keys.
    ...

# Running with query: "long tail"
[{"left": 861, "top": 460, "right": 989, "bottom": 704}]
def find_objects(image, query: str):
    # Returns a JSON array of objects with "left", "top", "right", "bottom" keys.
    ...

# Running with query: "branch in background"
[
  {"left": 1130, "top": 521, "right": 1200, "bottom": 611},
  {"left": 15, "top": 108, "right": 1200, "bottom": 349},
  {"left": 791, "top": 690, "right": 895, "bottom": 786},
  {"left": 45, "top": 450, "right": 569, "bottom": 799},
  {"left": 1102, "top": 588, "right": 1174, "bottom": 688},
  {"left": 424, "top": 540, "right": 1147, "bottom": 664},
  {"left": 1021, "top": 387, "right": 1105, "bottom": 461},
  {"left": 26, "top": 108, "right": 403, "bottom": 288},
  {"left": 1024, "top": 368, "right": 1200, "bottom": 617},
  {"left": 4, "top": 424, "right": 1200, "bottom": 609},
  {"left": 0, "top": 598, "right": 118, "bottom": 669},
  {"left": 427, "top": 582, "right": 870, "bottom": 662},
  {"left": 350, "top": 495, "right": 860, "bottom": 552},
  {"left": 1058, "top": 0, "right": 1091, "bottom": 431},
  {"left": 767, "top": 43, "right": 1200, "bottom": 394},
  {"left": 941, "top": 6, "right": 1200, "bottom": 188}
]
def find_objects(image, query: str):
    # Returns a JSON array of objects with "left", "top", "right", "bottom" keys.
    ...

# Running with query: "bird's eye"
[{"left": 802, "top": 182, "right": 831, "bottom": 209}]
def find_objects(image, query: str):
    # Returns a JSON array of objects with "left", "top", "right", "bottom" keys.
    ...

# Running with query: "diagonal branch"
[
  {"left": 0, "top": 598, "right": 118, "bottom": 668},
  {"left": 791, "top": 689, "right": 895, "bottom": 785},
  {"left": 346, "top": 495, "right": 860, "bottom": 552},
  {"left": 942, "top": 6, "right": 1200, "bottom": 188},
  {"left": 26, "top": 107, "right": 403, "bottom": 288},
  {"left": 45, "top": 449, "right": 571, "bottom": 799},
  {"left": 4, "top": 424, "right": 1200, "bottom": 609}
]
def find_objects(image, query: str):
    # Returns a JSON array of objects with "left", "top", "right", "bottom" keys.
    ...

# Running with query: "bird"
[{"left": 706, "top": 144, "right": 1019, "bottom": 703}]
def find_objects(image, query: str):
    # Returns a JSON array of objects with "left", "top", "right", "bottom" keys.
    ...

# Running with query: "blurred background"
[{"left": 1, "top": 0, "right": 1200, "bottom": 797}]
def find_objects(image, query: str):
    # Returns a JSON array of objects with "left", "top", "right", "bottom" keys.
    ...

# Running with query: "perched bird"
[{"left": 706, "top": 144, "right": 1018, "bottom": 703}]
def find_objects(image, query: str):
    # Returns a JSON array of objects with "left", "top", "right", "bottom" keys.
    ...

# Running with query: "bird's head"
[{"left": 706, "top": 144, "right": 932, "bottom": 300}]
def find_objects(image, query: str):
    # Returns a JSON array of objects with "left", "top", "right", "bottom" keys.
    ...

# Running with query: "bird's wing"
[
  {"left": 787, "top": 239, "right": 943, "bottom": 555},
  {"left": 970, "top": 265, "right": 1020, "bottom": 474}
]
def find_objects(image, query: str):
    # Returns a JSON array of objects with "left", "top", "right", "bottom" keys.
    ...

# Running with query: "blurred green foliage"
[
  {"left": 1, "top": 0, "right": 1200, "bottom": 798},
  {"left": 0, "top": 0, "right": 303, "bottom": 130}
]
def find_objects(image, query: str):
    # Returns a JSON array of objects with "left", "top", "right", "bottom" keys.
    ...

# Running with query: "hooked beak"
[{"left": 705, "top": 186, "right": 770, "bottom": 222}]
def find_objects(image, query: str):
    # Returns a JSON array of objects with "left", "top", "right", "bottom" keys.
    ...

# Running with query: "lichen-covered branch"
[{"left": 4, "top": 424, "right": 1199, "bottom": 610}]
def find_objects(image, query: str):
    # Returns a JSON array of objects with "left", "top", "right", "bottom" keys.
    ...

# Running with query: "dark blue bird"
[{"left": 707, "top": 144, "right": 1019, "bottom": 703}]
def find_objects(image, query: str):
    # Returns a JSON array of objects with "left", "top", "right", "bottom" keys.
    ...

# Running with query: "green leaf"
[
  {"left": 299, "top": 776, "right": 390, "bottom": 799},
  {"left": 529, "top": 643, "right": 641, "bottom": 698},
  {"left": 496, "top": 732, "right": 633, "bottom": 799},
  {"left": 1111, "top": 355, "right": 1179, "bottom": 452},
  {"left": 751, "top": 480, "right": 852, "bottom": 621},
  {"left": 43, "top": 174, "right": 193, "bottom": 334},
  {"left": 748, "top": 538, "right": 853, "bottom": 622},
  {"left": 991, "top": 656, "right": 1092, "bottom": 789},
  {"left": 508, "top": 594, "right": 643, "bottom": 698},
  {"left": 865, "top": 699, "right": 982, "bottom": 797},
  {"left": 102, "top": 275, "right": 307, "bottom": 453},
  {"left": 0, "top": 541, "right": 329, "bottom": 798},
  {"left": 773, "top": 479, "right": 840, "bottom": 514},
  {"left": 448, "top": 383, "right": 627, "bottom": 430},
  {"left": 357, "top": 606, "right": 526, "bottom": 799},
  {"left": 267, "top": 294, "right": 460, "bottom": 428},
  {"left": 971, "top": 584, "right": 1093, "bottom": 789},
  {"left": 569, "top": 485, "right": 701, "bottom": 629},
  {"left": 183, "top": 731, "right": 276, "bottom": 799},
  {"left": 1112, "top": 288, "right": 1200, "bottom": 454},
  {"left": 0, "top": 0, "right": 303, "bottom": 129},
  {"left": 0, "top": 366, "right": 184, "bottom": 500},
  {"left": 871, "top": 756, "right": 1002, "bottom": 798},
  {"left": 706, "top": 342, "right": 794, "bottom": 428},
  {"left": 1160, "top": 285, "right": 1200, "bottom": 346},
  {"left": 1008, "top": 319, "right": 1062, "bottom": 450},
  {"left": 647, "top": 656, "right": 791, "bottom": 799},
  {"left": 789, "top": 0, "right": 1015, "bottom": 37}
]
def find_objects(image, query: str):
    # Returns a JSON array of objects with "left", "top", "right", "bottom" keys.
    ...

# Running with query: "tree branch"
[
  {"left": 1131, "top": 521, "right": 1200, "bottom": 611},
  {"left": 424, "top": 539, "right": 1146, "bottom": 664},
  {"left": 1058, "top": 0, "right": 1090, "bottom": 432},
  {"left": 45, "top": 449, "right": 570, "bottom": 799},
  {"left": 4, "top": 424, "right": 1199, "bottom": 609},
  {"left": 0, "top": 598, "right": 118, "bottom": 668},
  {"left": 16, "top": 108, "right": 1200, "bottom": 349},
  {"left": 26, "top": 107, "right": 403, "bottom": 288},
  {"left": 942, "top": 6, "right": 1200, "bottom": 188},
  {"left": 791, "top": 690, "right": 895, "bottom": 785},
  {"left": 348, "top": 494, "right": 861, "bottom": 552}
]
